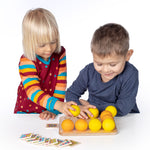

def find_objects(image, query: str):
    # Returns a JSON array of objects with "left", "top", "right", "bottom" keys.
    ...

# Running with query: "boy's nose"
[{"left": 102, "top": 65, "right": 110, "bottom": 72}]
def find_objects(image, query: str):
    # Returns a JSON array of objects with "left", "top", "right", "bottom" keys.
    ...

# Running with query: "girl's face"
[
  {"left": 35, "top": 40, "right": 57, "bottom": 61},
  {"left": 93, "top": 52, "right": 127, "bottom": 83}
]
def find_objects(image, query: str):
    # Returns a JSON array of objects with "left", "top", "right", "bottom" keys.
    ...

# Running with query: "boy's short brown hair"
[{"left": 91, "top": 23, "right": 129, "bottom": 57}]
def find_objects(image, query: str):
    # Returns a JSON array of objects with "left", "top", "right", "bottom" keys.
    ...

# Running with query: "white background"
[{"left": 0, "top": 0, "right": 150, "bottom": 141}]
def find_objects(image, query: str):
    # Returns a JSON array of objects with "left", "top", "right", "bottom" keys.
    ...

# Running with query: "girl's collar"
[{"left": 36, "top": 55, "right": 51, "bottom": 65}]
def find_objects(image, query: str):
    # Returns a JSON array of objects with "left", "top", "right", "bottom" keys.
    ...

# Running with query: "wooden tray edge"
[{"left": 59, "top": 116, "right": 118, "bottom": 136}]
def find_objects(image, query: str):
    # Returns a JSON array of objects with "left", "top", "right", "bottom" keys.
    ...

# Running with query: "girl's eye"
[
  {"left": 38, "top": 40, "right": 57, "bottom": 48},
  {"left": 38, "top": 44, "right": 46, "bottom": 48},
  {"left": 50, "top": 41, "right": 57, "bottom": 45}
]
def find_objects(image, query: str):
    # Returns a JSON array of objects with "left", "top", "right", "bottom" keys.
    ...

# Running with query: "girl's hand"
[
  {"left": 39, "top": 111, "right": 56, "bottom": 120},
  {"left": 54, "top": 101, "right": 77, "bottom": 116},
  {"left": 78, "top": 104, "right": 96, "bottom": 119}
]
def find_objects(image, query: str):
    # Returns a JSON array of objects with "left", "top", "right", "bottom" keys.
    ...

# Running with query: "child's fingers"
[
  {"left": 43, "top": 113, "right": 48, "bottom": 120},
  {"left": 87, "top": 104, "right": 96, "bottom": 109},
  {"left": 51, "top": 113, "right": 56, "bottom": 119},
  {"left": 45, "top": 113, "right": 56, "bottom": 120},
  {"left": 86, "top": 110, "right": 93, "bottom": 118},
  {"left": 68, "top": 101, "right": 77, "bottom": 106},
  {"left": 85, "top": 105, "right": 97, "bottom": 117},
  {"left": 39, "top": 113, "right": 45, "bottom": 120},
  {"left": 51, "top": 114, "right": 56, "bottom": 120},
  {"left": 77, "top": 114, "right": 84, "bottom": 119},
  {"left": 45, "top": 115, "right": 50, "bottom": 120},
  {"left": 40, "top": 112, "right": 48, "bottom": 119},
  {"left": 68, "top": 105, "right": 76, "bottom": 111},
  {"left": 79, "top": 111, "right": 88, "bottom": 119},
  {"left": 39, "top": 113, "right": 43, "bottom": 119},
  {"left": 67, "top": 111, "right": 74, "bottom": 117},
  {"left": 65, "top": 109, "right": 74, "bottom": 117},
  {"left": 48, "top": 113, "right": 54, "bottom": 120},
  {"left": 39, "top": 111, "right": 57, "bottom": 120}
]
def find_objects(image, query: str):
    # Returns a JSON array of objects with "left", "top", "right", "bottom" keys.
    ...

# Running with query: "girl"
[{"left": 14, "top": 8, "right": 76, "bottom": 120}]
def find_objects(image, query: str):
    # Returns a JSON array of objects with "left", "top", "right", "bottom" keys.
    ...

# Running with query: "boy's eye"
[
  {"left": 110, "top": 64, "right": 116, "bottom": 67},
  {"left": 97, "top": 63, "right": 102, "bottom": 66}
]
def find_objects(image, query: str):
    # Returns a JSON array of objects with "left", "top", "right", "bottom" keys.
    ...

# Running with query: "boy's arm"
[
  {"left": 114, "top": 71, "right": 139, "bottom": 116},
  {"left": 65, "top": 67, "right": 89, "bottom": 105}
]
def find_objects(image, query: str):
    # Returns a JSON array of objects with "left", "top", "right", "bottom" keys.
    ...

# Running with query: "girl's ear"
[{"left": 126, "top": 49, "right": 134, "bottom": 61}]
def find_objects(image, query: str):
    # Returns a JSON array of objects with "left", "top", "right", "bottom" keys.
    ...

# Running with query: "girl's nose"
[{"left": 45, "top": 43, "right": 52, "bottom": 51}]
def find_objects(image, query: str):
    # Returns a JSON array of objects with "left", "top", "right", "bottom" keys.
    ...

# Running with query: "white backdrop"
[{"left": 0, "top": 0, "right": 150, "bottom": 116}]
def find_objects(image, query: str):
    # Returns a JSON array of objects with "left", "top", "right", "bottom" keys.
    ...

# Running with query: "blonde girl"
[{"left": 14, "top": 8, "right": 76, "bottom": 120}]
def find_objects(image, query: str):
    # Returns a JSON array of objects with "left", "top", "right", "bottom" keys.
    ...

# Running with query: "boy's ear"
[{"left": 126, "top": 49, "right": 133, "bottom": 61}]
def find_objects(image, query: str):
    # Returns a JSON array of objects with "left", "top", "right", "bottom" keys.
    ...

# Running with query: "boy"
[{"left": 66, "top": 23, "right": 139, "bottom": 119}]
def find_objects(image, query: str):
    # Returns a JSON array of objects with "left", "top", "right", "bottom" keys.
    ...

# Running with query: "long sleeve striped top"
[{"left": 14, "top": 46, "right": 67, "bottom": 114}]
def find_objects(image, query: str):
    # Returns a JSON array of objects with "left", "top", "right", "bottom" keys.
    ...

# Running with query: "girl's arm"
[
  {"left": 53, "top": 50, "right": 67, "bottom": 102},
  {"left": 19, "top": 51, "right": 68, "bottom": 114}
]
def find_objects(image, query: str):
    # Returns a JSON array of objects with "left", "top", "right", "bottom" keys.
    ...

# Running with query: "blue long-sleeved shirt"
[{"left": 66, "top": 62, "right": 139, "bottom": 116}]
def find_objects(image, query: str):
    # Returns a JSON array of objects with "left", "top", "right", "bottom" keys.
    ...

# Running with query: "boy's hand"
[
  {"left": 79, "top": 99, "right": 90, "bottom": 105},
  {"left": 54, "top": 101, "right": 77, "bottom": 117},
  {"left": 39, "top": 111, "right": 56, "bottom": 120},
  {"left": 78, "top": 104, "right": 96, "bottom": 119}
]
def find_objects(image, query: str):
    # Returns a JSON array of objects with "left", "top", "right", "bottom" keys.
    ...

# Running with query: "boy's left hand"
[
  {"left": 39, "top": 111, "right": 56, "bottom": 120},
  {"left": 79, "top": 99, "right": 90, "bottom": 105},
  {"left": 78, "top": 104, "right": 96, "bottom": 119}
]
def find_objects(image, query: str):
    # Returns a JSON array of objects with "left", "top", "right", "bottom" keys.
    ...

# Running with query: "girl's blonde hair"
[{"left": 22, "top": 8, "right": 61, "bottom": 60}]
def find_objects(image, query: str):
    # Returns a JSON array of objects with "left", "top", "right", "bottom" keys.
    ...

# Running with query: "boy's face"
[{"left": 93, "top": 52, "right": 127, "bottom": 82}]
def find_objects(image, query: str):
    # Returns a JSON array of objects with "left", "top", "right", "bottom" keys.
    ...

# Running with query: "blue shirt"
[{"left": 66, "top": 62, "right": 139, "bottom": 116}]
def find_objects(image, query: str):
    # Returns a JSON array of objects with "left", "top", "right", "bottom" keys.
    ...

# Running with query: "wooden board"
[{"left": 59, "top": 116, "right": 118, "bottom": 136}]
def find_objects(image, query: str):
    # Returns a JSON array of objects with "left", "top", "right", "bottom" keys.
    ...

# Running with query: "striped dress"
[{"left": 14, "top": 46, "right": 67, "bottom": 114}]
